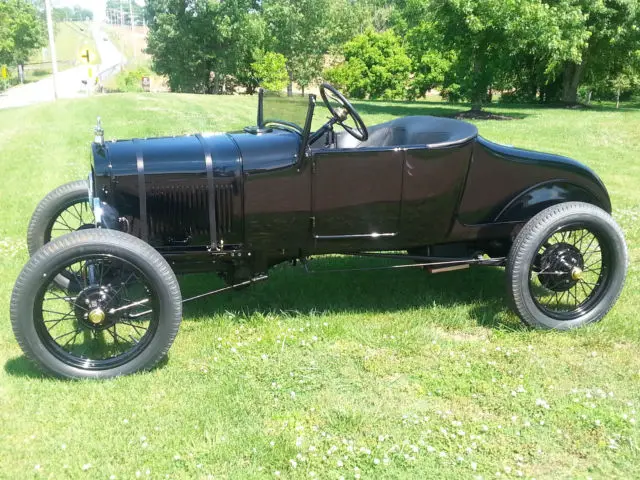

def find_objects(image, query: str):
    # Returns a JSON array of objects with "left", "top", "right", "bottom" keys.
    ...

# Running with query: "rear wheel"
[
  {"left": 506, "top": 202, "right": 628, "bottom": 330},
  {"left": 11, "top": 229, "right": 182, "bottom": 379}
]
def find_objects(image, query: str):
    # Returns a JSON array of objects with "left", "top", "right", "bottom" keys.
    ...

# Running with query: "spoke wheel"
[
  {"left": 44, "top": 198, "right": 94, "bottom": 243},
  {"left": 529, "top": 226, "right": 609, "bottom": 320},
  {"left": 27, "top": 180, "right": 94, "bottom": 255},
  {"left": 27, "top": 180, "right": 95, "bottom": 289},
  {"left": 35, "top": 254, "right": 159, "bottom": 370},
  {"left": 12, "top": 229, "right": 182, "bottom": 379},
  {"left": 507, "top": 202, "right": 627, "bottom": 330}
]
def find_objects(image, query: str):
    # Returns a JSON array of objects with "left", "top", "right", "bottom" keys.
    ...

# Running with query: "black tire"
[
  {"left": 11, "top": 229, "right": 182, "bottom": 379},
  {"left": 506, "top": 202, "right": 628, "bottom": 330},
  {"left": 27, "top": 180, "right": 94, "bottom": 289},
  {"left": 27, "top": 179, "right": 93, "bottom": 255}
]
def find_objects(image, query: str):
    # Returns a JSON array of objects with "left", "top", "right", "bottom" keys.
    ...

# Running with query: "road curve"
[{"left": 0, "top": 23, "right": 125, "bottom": 110}]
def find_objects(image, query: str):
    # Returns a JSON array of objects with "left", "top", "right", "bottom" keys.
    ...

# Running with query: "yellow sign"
[
  {"left": 78, "top": 48, "right": 96, "bottom": 65},
  {"left": 0, "top": 65, "right": 7, "bottom": 79}
]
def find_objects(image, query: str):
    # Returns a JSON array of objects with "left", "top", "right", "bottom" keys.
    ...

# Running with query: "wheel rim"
[
  {"left": 45, "top": 199, "right": 94, "bottom": 243},
  {"left": 34, "top": 254, "right": 159, "bottom": 370},
  {"left": 528, "top": 223, "right": 612, "bottom": 320}
]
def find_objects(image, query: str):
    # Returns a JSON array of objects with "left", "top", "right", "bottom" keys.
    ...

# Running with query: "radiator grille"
[{"left": 146, "top": 183, "right": 233, "bottom": 240}]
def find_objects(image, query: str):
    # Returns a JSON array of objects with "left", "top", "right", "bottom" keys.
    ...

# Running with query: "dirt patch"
[{"left": 454, "top": 110, "right": 517, "bottom": 121}]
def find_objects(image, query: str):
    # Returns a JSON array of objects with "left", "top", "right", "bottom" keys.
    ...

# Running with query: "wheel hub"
[
  {"left": 74, "top": 285, "right": 117, "bottom": 329},
  {"left": 537, "top": 242, "right": 584, "bottom": 292},
  {"left": 88, "top": 307, "right": 106, "bottom": 325}
]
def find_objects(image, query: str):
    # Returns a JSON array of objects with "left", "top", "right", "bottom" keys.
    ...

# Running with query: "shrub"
[
  {"left": 114, "top": 66, "right": 153, "bottom": 93},
  {"left": 251, "top": 52, "right": 289, "bottom": 92},
  {"left": 324, "top": 29, "right": 411, "bottom": 100}
]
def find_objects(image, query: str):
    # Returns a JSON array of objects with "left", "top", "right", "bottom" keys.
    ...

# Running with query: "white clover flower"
[
  {"left": 289, "top": 459, "right": 297, "bottom": 468},
  {"left": 82, "top": 464, "right": 92, "bottom": 471},
  {"left": 535, "top": 398, "right": 550, "bottom": 409}
]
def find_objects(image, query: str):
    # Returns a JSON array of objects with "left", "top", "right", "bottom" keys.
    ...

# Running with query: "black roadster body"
[{"left": 12, "top": 84, "right": 628, "bottom": 379}]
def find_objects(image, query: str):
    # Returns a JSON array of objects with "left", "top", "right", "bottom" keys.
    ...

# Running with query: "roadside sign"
[
  {"left": 0, "top": 65, "right": 7, "bottom": 79},
  {"left": 78, "top": 48, "right": 96, "bottom": 65}
]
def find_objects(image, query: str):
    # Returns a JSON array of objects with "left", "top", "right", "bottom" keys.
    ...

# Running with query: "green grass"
[
  {"left": 0, "top": 94, "right": 639, "bottom": 479},
  {"left": 23, "top": 22, "right": 100, "bottom": 82}
]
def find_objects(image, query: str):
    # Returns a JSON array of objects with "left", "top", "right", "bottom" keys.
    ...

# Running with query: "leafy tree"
[
  {"left": 325, "top": 28, "right": 412, "bottom": 100},
  {"left": 0, "top": 0, "right": 45, "bottom": 67},
  {"left": 54, "top": 6, "right": 93, "bottom": 22},
  {"left": 558, "top": 0, "right": 640, "bottom": 104},
  {"left": 146, "top": 0, "right": 264, "bottom": 93},
  {"left": 263, "top": 0, "right": 331, "bottom": 95},
  {"left": 405, "top": 20, "right": 456, "bottom": 99},
  {"left": 252, "top": 51, "right": 288, "bottom": 92}
]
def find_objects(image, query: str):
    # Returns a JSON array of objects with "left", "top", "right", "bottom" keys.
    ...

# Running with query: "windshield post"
[
  {"left": 298, "top": 94, "right": 316, "bottom": 169},
  {"left": 257, "top": 88, "right": 265, "bottom": 127}
]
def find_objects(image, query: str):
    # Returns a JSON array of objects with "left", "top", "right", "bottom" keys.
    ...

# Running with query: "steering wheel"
[{"left": 320, "top": 83, "right": 369, "bottom": 142}]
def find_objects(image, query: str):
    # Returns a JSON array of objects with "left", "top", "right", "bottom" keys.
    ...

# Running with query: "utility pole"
[
  {"left": 129, "top": 0, "right": 136, "bottom": 59},
  {"left": 44, "top": 0, "right": 59, "bottom": 100}
]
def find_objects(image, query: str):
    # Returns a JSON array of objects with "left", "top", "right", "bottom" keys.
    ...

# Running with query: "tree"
[
  {"left": 54, "top": 5, "right": 94, "bottom": 22},
  {"left": 262, "top": 0, "right": 329, "bottom": 96},
  {"left": 403, "top": 0, "right": 593, "bottom": 110},
  {"left": 0, "top": 0, "right": 45, "bottom": 67},
  {"left": 405, "top": 20, "right": 456, "bottom": 99},
  {"left": 252, "top": 51, "right": 288, "bottom": 92},
  {"left": 146, "top": 0, "right": 264, "bottom": 94},
  {"left": 325, "top": 28, "right": 412, "bottom": 100}
]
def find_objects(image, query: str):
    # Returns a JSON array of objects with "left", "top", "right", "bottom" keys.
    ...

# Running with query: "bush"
[
  {"left": 324, "top": 29, "right": 411, "bottom": 100},
  {"left": 251, "top": 52, "right": 288, "bottom": 92},
  {"left": 114, "top": 66, "right": 153, "bottom": 93}
]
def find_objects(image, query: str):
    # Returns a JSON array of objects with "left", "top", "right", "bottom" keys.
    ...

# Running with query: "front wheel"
[
  {"left": 506, "top": 202, "right": 628, "bottom": 330},
  {"left": 11, "top": 229, "right": 182, "bottom": 379}
]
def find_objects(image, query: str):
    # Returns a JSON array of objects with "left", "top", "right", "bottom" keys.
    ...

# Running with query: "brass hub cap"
[
  {"left": 571, "top": 266, "right": 584, "bottom": 281},
  {"left": 88, "top": 308, "right": 106, "bottom": 325}
]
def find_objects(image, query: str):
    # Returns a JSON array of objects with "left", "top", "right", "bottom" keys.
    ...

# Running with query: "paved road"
[{"left": 0, "top": 24, "right": 125, "bottom": 110}]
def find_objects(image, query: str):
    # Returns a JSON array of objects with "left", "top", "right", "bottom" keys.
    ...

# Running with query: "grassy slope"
[
  {"left": 25, "top": 22, "right": 100, "bottom": 80},
  {"left": 0, "top": 94, "right": 639, "bottom": 479}
]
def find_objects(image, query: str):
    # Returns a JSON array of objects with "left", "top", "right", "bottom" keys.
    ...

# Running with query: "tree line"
[{"left": 145, "top": 0, "right": 640, "bottom": 110}]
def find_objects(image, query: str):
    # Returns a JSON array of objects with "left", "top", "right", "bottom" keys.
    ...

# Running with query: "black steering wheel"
[{"left": 320, "top": 83, "right": 369, "bottom": 142}]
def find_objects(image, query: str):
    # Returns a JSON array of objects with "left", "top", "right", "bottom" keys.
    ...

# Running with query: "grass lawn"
[
  {"left": 23, "top": 22, "right": 100, "bottom": 82},
  {"left": 0, "top": 93, "right": 639, "bottom": 479}
]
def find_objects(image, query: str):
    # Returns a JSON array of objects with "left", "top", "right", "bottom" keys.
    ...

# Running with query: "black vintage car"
[{"left": 11, "top": 84, "right": 628, "bottom": 379}]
